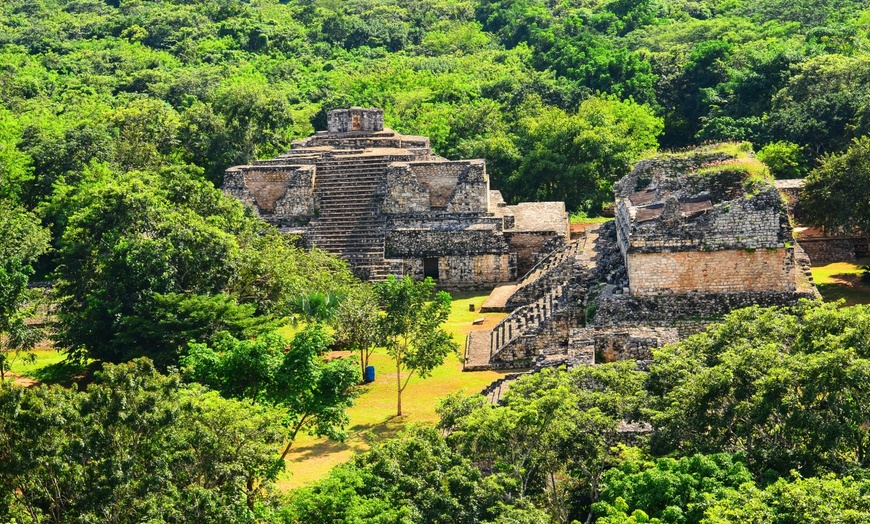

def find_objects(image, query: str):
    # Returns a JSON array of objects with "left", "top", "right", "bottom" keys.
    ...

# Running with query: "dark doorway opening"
[{"left": 423, "top": 257, "right": 439, "bottom": 280}]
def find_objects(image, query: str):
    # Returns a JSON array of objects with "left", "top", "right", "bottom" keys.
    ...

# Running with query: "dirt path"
[{"left": 4, "top": 372, "right": 39, "bottom": 388}]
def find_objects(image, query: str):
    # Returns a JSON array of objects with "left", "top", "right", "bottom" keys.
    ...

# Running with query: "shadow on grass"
[
  {"left": 816, "top": 273, "right": 870, "bottom": 306},
  {"left": 31, "top": 359, "right": 101, "bottom": 388},
  {"left": 287, "top": 415, "right": 408, "bottom": 462}
]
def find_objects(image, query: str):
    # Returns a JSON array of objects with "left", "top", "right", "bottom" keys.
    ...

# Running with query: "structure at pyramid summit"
[{"left": 224, "top": 107, "right": 568, "bottom": 287}]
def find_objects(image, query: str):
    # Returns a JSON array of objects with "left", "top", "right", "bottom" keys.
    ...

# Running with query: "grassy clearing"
[
  {"left": 570, "top": 214, "right": 613, "bottom": 225},
  {"left": 8, "top": 349, "right": 66, "bottom": 377},
  {"left": 279, "top": 290, "right": 508, "bottom": 490},
  {"left": 8, "top": 349, "right": 96, "bottom": 387},
  {"left": 811, "top": 260, "right": 870, "bottom": 306},
  {"left": 5, "top": 291, "right": 509, "bottom": 491}
]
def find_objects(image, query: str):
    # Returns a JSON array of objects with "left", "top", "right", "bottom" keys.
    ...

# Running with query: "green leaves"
[
  {"left": 648, "top": 302, "right": 870, "bottom": 477},
  {"left": 182, "top": 325, "right": 360, "bottom": 457},
  {"left": 374, "top": 276, "right": 458, "bottom": 416},
  {"left": 0, "top": 359, "right": 286, "bottom": 523},
  {"left": 801, "top": 135, "right": 870, "bottom": 237}
]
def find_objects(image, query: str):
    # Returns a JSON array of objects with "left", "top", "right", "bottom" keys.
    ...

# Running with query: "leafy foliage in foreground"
[
  {"left": 284, "top": 301, "right": 870, "bottom": 523},
  {"left": 0, "top": 359, "right": 286, "bottom": 523},
  {"left": 183, "top": 325, "right": 360, "bottom": 460}
]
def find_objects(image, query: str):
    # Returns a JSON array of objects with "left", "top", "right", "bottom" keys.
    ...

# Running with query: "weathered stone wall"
[
  {"left": 380, "top": 164, "right": 430, "bottom": 214},
  {"left": 327, "top": 107, "right": 384, "bottom": 133},
  {"left": 402, "top": 254, "right": 516, "bottom": 287},
  {"left": 627, "top": 248, "right": 796, "bottom": 295},
  {"left": 223, "top": 165, "right": 316, "bottom": 221},
  {"left": 380, "top": 160, "right": 488, "bottom": 214},
  {"left": 386, "top": 227, "right": 511, "bottom": 256},
  {"left": 800, "top": 237, "right": 859, "bottom": 264},
  {"left": 620, "top": 188, "right": 790, "bottom": 254}
]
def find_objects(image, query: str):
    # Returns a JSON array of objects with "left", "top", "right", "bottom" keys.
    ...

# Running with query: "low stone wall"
[
  {"left": 626, "top": 248, "right": 796, "bottom": 295},
  {"left": 594, "top": 285, "right": 819, "bottom": 325},
  {"left": 800, "top": 237, "right": 858, "bottom": 264}
]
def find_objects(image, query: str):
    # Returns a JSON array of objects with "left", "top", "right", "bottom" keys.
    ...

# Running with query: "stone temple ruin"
[
  {"left": 468, "top": 145, "right": 819, "bottom": 400},
  {"left": 224, "top": 107, "right": 568, "bottom": 287}
]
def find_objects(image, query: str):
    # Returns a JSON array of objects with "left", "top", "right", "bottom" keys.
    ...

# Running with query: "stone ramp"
[
  {"left": 480, "top": 284, "right": 517, "bottom": 312},
  {"left": 464, "top": 330, "right": 495, "bottom": 371}
]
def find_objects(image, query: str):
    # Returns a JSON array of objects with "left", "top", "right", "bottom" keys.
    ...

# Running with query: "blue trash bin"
[{"left": 364, "top": 366, "right": 376, "bottom": 383}]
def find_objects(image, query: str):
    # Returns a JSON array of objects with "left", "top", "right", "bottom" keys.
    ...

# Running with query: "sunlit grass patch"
[
  {"left": 811, "top": 260, "right": 870, "bottom": 306},
  {"left": 279, "top": 289, "right": 508, "bottom": 490}
]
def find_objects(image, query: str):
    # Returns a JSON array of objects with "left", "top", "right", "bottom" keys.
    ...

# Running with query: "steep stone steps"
[
  {"left": 504, "top": 237, "right": 585, "bottom": 308},
  {"left": 308, "top": 155, "right": 395, "bottom": 280},
  {"left": 464, "top": 226, "right": 602, "bottom": 370}
]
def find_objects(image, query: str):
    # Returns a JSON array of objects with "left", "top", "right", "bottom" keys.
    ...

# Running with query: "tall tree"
[
  {"left": 0, "top": 206, "right": 50, "bottom": 383},
  {"left": 801, "top": 135, "right": 870, "bottom": 242},
  {"left": 373, "top": 275, "right": 457, "bottom": 417}
]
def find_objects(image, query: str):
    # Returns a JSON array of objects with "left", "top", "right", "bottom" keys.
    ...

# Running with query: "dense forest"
[{"left": 3, "top": 0, "right": 870, "bottom": 522}]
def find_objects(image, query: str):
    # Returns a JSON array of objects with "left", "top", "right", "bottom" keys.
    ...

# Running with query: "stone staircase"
[
  {"left": 464, "top": 226, "right": 603, "bottom": 371},
  {"left": 505, "top": 237, "right": 585, "bottom": 309},
  {"left": 486, "top": 281, "right": 570, "bottom": 364},
  {"left": 308, "top": 154, "right": 400, "bottom": 280}
]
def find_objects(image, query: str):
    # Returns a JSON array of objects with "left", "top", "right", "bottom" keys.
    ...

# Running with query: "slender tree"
[
  {"left": 373, "top": 276, "right": 457, "bottom": 417},
  {"left": 332, "top": 286, "right": 381, "bottom": 381}
]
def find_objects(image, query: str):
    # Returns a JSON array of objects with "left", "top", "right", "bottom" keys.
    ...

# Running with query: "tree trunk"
[{"left": 396, "top": 354, "right": 402, "bottom": 416}]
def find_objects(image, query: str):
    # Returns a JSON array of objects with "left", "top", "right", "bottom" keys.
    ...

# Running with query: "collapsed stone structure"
[
  {"left": 224, "top": 107, "right": 568, "bottom": 287},
  {"left": 467, "top": 144, "right": 819, "bottom": 387}
]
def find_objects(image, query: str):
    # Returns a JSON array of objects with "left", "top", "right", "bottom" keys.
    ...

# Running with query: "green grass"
[
  {"left": 570, "top": 214, "right": 613, "bottom": 225},
  {"left": 811, "top": 260, "right": 870, "bottom": 306},
  {"left": 7, "top": 349, "right": 66, "bottom": 377},
  {"left": 279, "top": 290, "right": 508, "bottom": 490},
  {"left": 7, "top": 349, "right": 96, "bottom": 387}
]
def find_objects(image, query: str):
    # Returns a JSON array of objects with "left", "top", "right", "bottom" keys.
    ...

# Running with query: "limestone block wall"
[
  {"left": 327, "top": 107, "right": 384, "bottom": 133},
  {"left": 402, "top": 254, "right": 516, "bottom": 287},
  {"left": 627, "top": 248, "right": 796, "bottom": 295},
  {"left": 385, "top": 228, "right": 512, "bottom": 256},
  {"left": 380, "top": 160, "right": 489, "bottom": 214},
  {"left": 223, "top": 165, "right": 316, "bottom": 220},
  {"left": 381, "top": 164, "right": 429, "bottom": 214},
  {"left": 800, "top": 238, "right": 858, "bottom": 264}
]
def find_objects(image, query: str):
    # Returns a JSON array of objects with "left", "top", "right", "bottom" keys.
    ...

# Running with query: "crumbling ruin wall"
[
  {"left": 223, "top": 165, "right": 316, "bottom": 222},
  {"left": 381, "top": 160, "right": 489, "bottom": 214}
]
